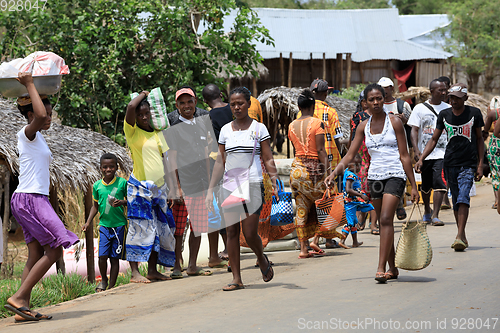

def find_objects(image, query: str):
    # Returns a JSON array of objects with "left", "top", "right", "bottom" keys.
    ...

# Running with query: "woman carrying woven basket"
[
  {"left": 289, "top": 89, "right": 348, "bottom": 259},
  {"left": 4, "top": 72, "right": 79, "bottom": 321},
  {"left": 325, "top": 83, "right": 419, "bottom": 283}
]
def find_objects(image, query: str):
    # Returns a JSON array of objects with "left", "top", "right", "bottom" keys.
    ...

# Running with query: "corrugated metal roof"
[
  {"left": 400, "top": 14, "right": 450, "bottom": 40},
  {"left": 399, "top": 14, "right": 451, "bottom": 54},
  {"left": 198, "top": 8, "right": 452, "bottom": 61}
]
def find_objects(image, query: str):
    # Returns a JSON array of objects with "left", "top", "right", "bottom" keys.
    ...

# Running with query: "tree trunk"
[{"left": 467, "top": 73, "right": 480, "bottom": 93}]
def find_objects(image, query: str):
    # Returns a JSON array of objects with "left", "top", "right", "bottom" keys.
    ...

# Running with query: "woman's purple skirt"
[{"left": 11, "top": 192, "right": 79, "bottom": 249}]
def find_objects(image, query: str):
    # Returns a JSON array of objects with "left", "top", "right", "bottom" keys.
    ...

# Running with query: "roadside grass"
[
  {"left": 0, "top": 262, "right": 163, "bottom": 318},
  {"left": 0, "top": 273, "right": 96, "bottom": 318}
]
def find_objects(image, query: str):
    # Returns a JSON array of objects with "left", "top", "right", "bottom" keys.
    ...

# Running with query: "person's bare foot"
[
  {"left": 338, "top": 241, "right": 350, "bottom": 249},
  {"left": 218, "top": 250, "right": 229, "bottom": 260},
  {"left": 352, "top": 241, "right": 363, "bottom": 247},
  {"left": 130, "top": 274, "right": 151, "bottom": 283},
  {"left": 208, "top": 257, "right": 227, "bottom": 268},
  {"left": 146, "top": 271, "right": 172, "bottom": 281}
]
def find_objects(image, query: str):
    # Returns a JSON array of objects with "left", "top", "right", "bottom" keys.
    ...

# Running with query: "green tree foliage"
[
  {"left": 445, "top": 0, "right": 500, "bottom": 92},
  {"left": 392, "top": 0, "right": 454, "bottom": 15},
  {"left": 0, "top": 0, "right": 272, "bottom": 143}
]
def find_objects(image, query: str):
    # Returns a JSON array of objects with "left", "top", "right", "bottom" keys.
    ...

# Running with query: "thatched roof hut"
[
  {"left": 0, "top": 98, "right": 132, "bottom": 194},
  {"left": 257, "top": 86, "right": 357, "bottom": 146},
  {"left": 395, "top": 86, "right": 489, "bottom": 117}
]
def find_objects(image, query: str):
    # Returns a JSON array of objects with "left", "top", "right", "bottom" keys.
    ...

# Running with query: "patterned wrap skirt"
[
  {"left": 488, "top": 135, "right": 500, "bottom": 191},
  {"left": 290, "top": 156, "right": 344, "bottom": 241}
]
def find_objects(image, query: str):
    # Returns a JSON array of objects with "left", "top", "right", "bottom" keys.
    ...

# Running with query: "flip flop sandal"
[
  {"left": 422, "top": 209, "right": 433, "bottom": 223},
  {"left": 492, "top": 203, "right": 498, "bottom": 209},
  {"left": 255, "top": 260, "right": 274, "bottom": 268},
  {"left": 15, "top": 312, "right": 53, "bottom": 322},
  {"left": 441, "top": 204, "right": 451, "bottom": 210},
  {"left": 187, "top": 269, "right": 213, "bottom": 276},
  {"left": 430, "top": 218, "right": 444, "bottom": 226},
  {"left": 222, "top": 283, "right": 244, "bottom": 291},
  {"left": 4, "top": 304, "right": 40, "bottom": 321},
  {"left": 209, "top": 260, "right": 228, "bottom": 268},
  {"left": 451, "top": 239, "right": 467, "bottom": 251},
  {"left": 309, "top": 249, "right": 326, "bottom": 256},
  {"left": 375, "top": 272, "right": 387, "bottom": 283},
  {"left": 260, "top": 253, "right": 274, "bottom": 282},
  {"left": 384, "top": 271, "right": 398, "bottom": 280},
  {"left": 371, "top": 229, "right": 380, "bottom": 235},
  {"left": 170, "top": 271, "right": 184, "bottom": 279},
  {"left": 396, "top": 207, "right": 407, "bottom": 220}
]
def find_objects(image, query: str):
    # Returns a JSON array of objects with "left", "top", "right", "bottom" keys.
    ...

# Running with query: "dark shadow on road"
[
  {"left": 396, "top": 276, "right": 436, "bottom": 283},
  {"left": 244, "top": 282, "right": 307, "bottom": 290}
]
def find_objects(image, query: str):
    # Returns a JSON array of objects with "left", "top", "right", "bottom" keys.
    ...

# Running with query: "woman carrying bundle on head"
[
  {"left": 325, "top": 83, "right": 419, "bottom": 283},
  {"left": 206, "top": 87, "right": 279, "bottom": 291},
  {"left": 4, "top": 72, "right": 79, "bottom": 322},
  {"left": 289, "top": 89, "right": 348, "bottom": 259}
]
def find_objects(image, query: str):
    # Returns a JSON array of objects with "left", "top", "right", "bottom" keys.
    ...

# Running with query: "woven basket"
[{"left": 395, "top": 204, "right": 433, "bottom": 271}]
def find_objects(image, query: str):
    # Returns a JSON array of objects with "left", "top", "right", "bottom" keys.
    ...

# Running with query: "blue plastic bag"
[
  {"left": 208, "top": 195, "right": 222, "bottom": 230},
  {"left": 270, "top": 179, "right": 294, "bottom": 226}
]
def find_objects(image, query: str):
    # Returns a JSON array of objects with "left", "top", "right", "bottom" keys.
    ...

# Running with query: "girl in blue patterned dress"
[{"left": 340, "top": 154, "right": 374, "bottom": 248}]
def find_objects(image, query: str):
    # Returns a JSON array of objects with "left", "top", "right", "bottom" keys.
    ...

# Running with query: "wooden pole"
[
  {"left": 330, "top": 59, "right": 335, "bottom": 87},
  {"left": 279, "top": 53, "right": 285, "bottom": 86},
  {"left": 252, "top": 77, "right": 258, "bottom": 97},
  {"left": 288, "top": 52, "right": 293, "bottom": 88},
  {"left": 1, "top": 168, "right": 9, "bottom": 277},
  {"left": 336, "top": 53, "right": 343, "bottom": 89},
  {"left": 50, "top": 187, "right": 66, "bottom": 275},
  {"left": 359, "top": 62, "right": 365, "bottom": 84},
  {"left": 84, "top": 186, "right": 95, "bottom": 283},
  {"left": 309, "top": 53, "right": 313, "bottom": 83},
  {"left": 346, "top": 53, "right": 352, "bottom": 88},
  {"left": 322, "top": 53, "right": 326, "bottom": 80}
]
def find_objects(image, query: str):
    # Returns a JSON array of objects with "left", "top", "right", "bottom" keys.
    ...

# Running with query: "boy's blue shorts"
[{"left": 99, "top": 225, "right": 126, "bottom": 259}]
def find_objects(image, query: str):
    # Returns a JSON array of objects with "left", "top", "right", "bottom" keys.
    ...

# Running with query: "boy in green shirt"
[{"left": 83, "top": 153, "right": 128, "bottom": 291}]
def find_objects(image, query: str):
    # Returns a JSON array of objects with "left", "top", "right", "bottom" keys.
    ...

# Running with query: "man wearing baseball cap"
[
  {"left": 299, "top": 79, "right": 343, "bottom": 170},
  {"left": 166, "top": 86, "right": 216, "bottom": 278},
  {"left": 298, "top": 79, "right": 344, "bottom": 249},
  {"left": 415, "top": 83, "right": 484, "bottom": 251}
]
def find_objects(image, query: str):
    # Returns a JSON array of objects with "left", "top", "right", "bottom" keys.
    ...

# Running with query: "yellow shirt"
[
  {"left": 248, "top": 96, "right": 263, "bottom": 123},
  {"left": 297, "top": 100, "right": 342, "bottom": 169},
  {"left": 124, "top": 121, "right": 168, "bottom": 186}
]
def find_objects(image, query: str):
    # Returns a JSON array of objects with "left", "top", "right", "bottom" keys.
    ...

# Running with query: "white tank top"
[
  {"left": 364, "top": 115, "right": 406, "bottom": 181},
  {"left": 15, "top": 126, "right": 53, "bottom": 195}
]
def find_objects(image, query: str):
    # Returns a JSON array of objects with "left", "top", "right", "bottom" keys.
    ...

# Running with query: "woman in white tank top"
[{"left": 325, "top": 83, "right": 419, "bottom": 283}]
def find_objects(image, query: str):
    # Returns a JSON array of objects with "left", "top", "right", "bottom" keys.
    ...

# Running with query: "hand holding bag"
[
  {"left": 221, "top": 123, "right": 259, "bottom": 208},
  {"left": 315, "top": 185, "right": 346, "bottom": 232},
  {"left": 395, "top": 203, "right": 433, "bottom": 270},
  {"left": 270, "top": 179, "right": 294, "bottom": 226}
]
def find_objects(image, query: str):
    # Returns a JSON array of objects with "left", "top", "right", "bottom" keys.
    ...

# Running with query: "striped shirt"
[{"left": 219, "top": 120, "right": 271, "bottom": 182}]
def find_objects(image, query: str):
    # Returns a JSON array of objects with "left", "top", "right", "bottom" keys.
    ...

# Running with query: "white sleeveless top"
[
  {"left": 15, "top": 126, "right": 53, "bottom": 195},
  {"left": 364, "top": 115, "right": 406, "bottom": 181}
]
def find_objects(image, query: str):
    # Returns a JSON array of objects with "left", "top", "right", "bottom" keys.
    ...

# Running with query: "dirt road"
[{"left": 1, "top": 183, "right": 499, "bottom": 332}]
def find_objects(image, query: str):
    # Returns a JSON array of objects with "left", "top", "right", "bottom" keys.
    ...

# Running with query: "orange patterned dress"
[{"left": 288, "top": 117, "right": 345, "bottom": 241}]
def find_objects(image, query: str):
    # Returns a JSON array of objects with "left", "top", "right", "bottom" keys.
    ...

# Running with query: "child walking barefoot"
[
  {"left": 83, "top": 153, "right": 128, "bottom": 292},
  {"left": 340, "top": 155, "right": 374, "bottom": 248}
]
